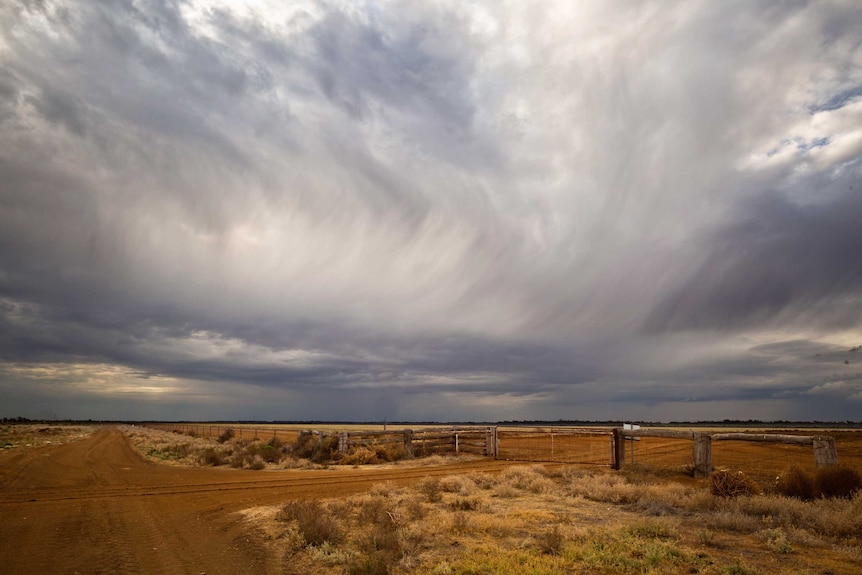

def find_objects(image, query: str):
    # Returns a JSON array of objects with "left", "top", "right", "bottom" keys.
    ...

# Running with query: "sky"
[{"left": 1, "top": 0, "right": 861, "bottom": 422}]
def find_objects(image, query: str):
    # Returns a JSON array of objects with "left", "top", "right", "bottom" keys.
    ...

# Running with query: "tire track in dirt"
[
  {"left": 0, "top": 462, "right": 517, "bottom": 503},
  {"left": 0, "top": 428, "right": 523, "bottom": 575}
]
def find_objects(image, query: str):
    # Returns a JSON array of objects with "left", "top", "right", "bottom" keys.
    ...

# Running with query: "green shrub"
[
  {"left": 814, "top": 465, "right": 861, "bottom": 499},
  {"left": 761, "top": 527, "right": 792, "bottom": 553}
]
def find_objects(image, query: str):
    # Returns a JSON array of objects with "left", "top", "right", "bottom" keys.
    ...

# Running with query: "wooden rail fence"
[
  {"left": 332, "top": 427, "right": 495, "bottom": 457},
  {"left": 614, "top": 428, "right": 838, "bottom": 478}
]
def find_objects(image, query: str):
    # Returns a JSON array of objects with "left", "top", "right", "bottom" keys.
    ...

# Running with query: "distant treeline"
[{"left": 4, "top": 417, "right": 861, "bottom": 428}]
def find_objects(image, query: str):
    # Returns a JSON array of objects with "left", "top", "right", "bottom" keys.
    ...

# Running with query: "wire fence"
[
  {"left": 622, "top": 435, "right": 692, "bottom": 469},
  {"left": 495, "top": 427, "right": 613, "bottom": 465},
  {"left": 144, "top": 423, "right": 300, "bottom": 444}
]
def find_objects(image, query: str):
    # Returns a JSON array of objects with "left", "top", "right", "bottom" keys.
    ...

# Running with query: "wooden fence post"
[
  {"left": 612, "top": 428, "right": 625, "bottom": 470},
  {"left": 693, "top": 432, "right": 712, "bottom": 478},
  {"left": 813, "top": 436, "right": 838, "bottom": 467},
  {"left": 486, "top": 427, "right": 498, "bottom": 458},
  {"left": 403, "top": 429, "right": 413, "bottom": 457},
  {"left": 338, "top": 432, "right": 350, "bottom": 454}
]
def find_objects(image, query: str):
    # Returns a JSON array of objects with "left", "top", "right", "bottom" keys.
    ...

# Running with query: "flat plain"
[{"left": 1, "top": 424, "right": 859, "bottom": 574}]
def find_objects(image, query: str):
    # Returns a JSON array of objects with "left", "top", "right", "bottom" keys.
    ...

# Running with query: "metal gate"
[{"left": 494, "top": 427, "right": 614, "bottom": 465}]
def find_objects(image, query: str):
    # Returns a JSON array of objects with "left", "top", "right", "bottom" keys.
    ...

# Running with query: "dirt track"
[{"left": 0, "top": 428, "right": 517, "bottom": 575}]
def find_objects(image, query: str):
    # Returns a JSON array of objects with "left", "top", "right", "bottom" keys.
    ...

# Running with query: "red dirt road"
[{"left": 0, "top": 428, "right": 515, "bottom": 575}]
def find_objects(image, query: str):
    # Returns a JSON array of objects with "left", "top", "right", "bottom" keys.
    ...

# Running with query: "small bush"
[
  {"left": 449, "top": 497, "right": 480, "bottom": 511},
  {"left": 450, "top": 512, "right": 469, "bottom": 534},
  {"left": 342, "top": 446, "right": 378, "bottom": 465},
  {"left": 417, "top": 477, "right": 442, "bottom": 503},
  {"left": 814, "top": 465, "right": 861, "bottom": 499},
  {"left": 439, "top": 474, "right": 477, "bottom": 496},
  {"left": 249, "top": 454, "right": 266, "bottom": 470},
  {"left": 536, "top": 525, "right": 565, "bottom": 555},
  {"left": 358, "top": 497, "right": 393, "bottom": 527},
  {"left": 243, "top": 437, "right": 287, "bottom": 464},
  {"left": 292, "top": 432, "right": 340, "bottom": 464},
  {"left": 198, "top": 447, "right": 227, "bottom": 466},
  {"left": 345, "top": 551, "right": 391, "bottom": 575},
  {"left": 775, "top": 466, "right": 815, "bottom": 500},
  {"left": 761, "top": 527, "right": 792, "bottom": 554},
  {"left": 710, "top": 469, "right": 760, "bottom": 497},
  {"left": 277, "top": 500, "right": 343, "bottom": 546},
  {"left": 355, "top": 498, "right": 402, "bottom": 565},
  {"left": 217, "top": 427, "right": 235, "bottom": 443}
]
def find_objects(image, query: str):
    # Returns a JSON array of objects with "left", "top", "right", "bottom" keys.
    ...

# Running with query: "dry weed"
[
  {"left": 496, "top": 465, "right": 557, "bottom": 494},
  {"left": 815, "top": 465, "right": 862, "bottom": 499},
  {"left": 775, "top": 465, "right": 816, "bottom": 500},
  {"left": 710, "top": 469, "right": 761, "bottom": 497},
  {"left": 277, "top": 499, "right": 344, "bottom": 547},
  {"left": 438, "top": 474, "right": 476, "bottom": 496}
]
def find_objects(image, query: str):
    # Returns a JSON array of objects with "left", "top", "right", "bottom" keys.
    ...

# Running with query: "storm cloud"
[{"left": 1, "top": 0, "right": 861, "bottom": 421}]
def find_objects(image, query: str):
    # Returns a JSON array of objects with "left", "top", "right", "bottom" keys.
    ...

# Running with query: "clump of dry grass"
[
  {"left": 416, "top": 477, "right": 442, "bottom": 503},
  {"left": 496, "top": 465, "right": 556, "bottom": 494},
  {"left": 815, "top": 465, "right": 861, "bottom": 499},
  {"left": 710, "top": 469, "right": 761, "bottom": 497},
  {"left": 340, "top": 442, "right": 408, "bottom": 466},
  {"left": 775, "top": 465, "right": 816, "bottom": 500},
  {"left": 438, "top": 474, "right": 477, "bottom": 496},
  {"left": 277, "top": 499, "right": 344, "bottom": 547},
  {"left": 534, "top": 525, "right": 565, "bottom": 555},
  {"left": 216, "top": 427, "right": 235, "bottom": 443},
  {"left": 197, "top": 447, "right": 228, "bottom": 466}
]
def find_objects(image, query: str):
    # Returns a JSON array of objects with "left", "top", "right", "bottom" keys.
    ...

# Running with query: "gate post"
[
  {"left": 485, "top": 427, "right": 498, "bottom": 459},
  {"left": 813, "top": 436, "right": 838, "bottom": 467},
  {"left": 612, "top": 428, "right": 625, "bottom": 470},
  {"left": 338, "top": 432, "right": 350, "bottom": 454},
  {"left": 692, "top": 432, "right": 712, "bottom": 478},
  {"left": 403, "top": 429, "right": 413, "bottom": 457}
]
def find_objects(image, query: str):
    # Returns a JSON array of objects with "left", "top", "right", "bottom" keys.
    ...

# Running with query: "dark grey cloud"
[
  {"left": 646, "top": 178, "right": 862, "bottom": 333},
  {"left": 1, "top": 0, "right": 861, "bottom": 421}
]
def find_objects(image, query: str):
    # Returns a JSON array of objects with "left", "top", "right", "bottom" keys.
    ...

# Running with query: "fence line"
[
  {"left": 616, "top": 428, "right": 838, "bottom": 478},
  {"left": 137, "top": 423, "right": 842, "bottom": 478},
  {"left": 141, "top": 423, "right": 497, "bottom": 457}
]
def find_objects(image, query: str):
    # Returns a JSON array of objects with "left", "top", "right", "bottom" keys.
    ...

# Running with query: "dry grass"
[
  {"left": 775, "top": 465, "right": 816, "bottom": 500},
  {"left": 710, "top": 469, "right": 761, "bottom": 497},
  {"left": 240, "top": 462, "right": 862, "bottom": 575},
  {"left": 123, "top": 425, "right": 233, "bottom": 466},
  {"left": 0, "top": 423, "right": 95, "bottom": 451},
  {"left": 125, "top": 425, "right": 482, "bottom": 471},
  {"left": 815, "top": 465, "right": 862, "bottom": 499}
]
